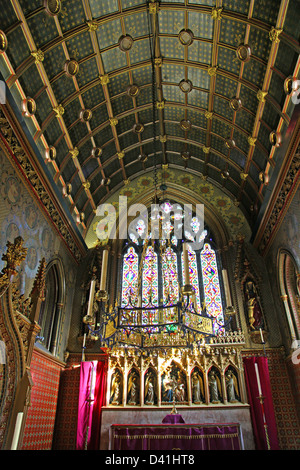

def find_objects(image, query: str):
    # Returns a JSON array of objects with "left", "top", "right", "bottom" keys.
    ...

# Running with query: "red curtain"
[
  {"left": 243, "top": 356, "right": 279, "bottom": 450},
  {"left": 76, "top": 360, "right": 107, "bottom": 450}
]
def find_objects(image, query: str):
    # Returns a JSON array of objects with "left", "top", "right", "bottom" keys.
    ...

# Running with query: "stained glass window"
[
  {"left": 181, "top": 246, "right": 201, "bottom": 312},
  {"left": 142, "top": 245, "right": 158, "bottom": 306},
  {"left": 162, "top": 246, "right": 179, "bottom": 305},
  {"left": 121, "top": 246, "right": 139, "bottom": 307},
  {"left": 122, "top": 202, "right": 226, "bottom": 338},
  {"left": 200, "top": 243, "right": 224, "bottom": 334}
]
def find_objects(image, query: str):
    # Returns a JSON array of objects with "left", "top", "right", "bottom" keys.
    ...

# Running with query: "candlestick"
[
  {"left": 255, "top": 377, "right": 271, "bottom": 450},
  {"left": 100, "top": 249, "right": 109, "bottom": 291},
  {"left": 85, "top": 362, "right": 95, "bottom": 450}
]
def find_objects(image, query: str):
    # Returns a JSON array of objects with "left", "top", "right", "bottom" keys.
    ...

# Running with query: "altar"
[
  {"left": 100, "top": 405, "right": 255, "bottom": 450},
  {"left": 110, "top": 422, "right": 243, "bottom": 450}
]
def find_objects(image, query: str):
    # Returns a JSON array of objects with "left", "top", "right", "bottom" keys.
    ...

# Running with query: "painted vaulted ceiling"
[{"left": 0, "top": 0, "right": 299, "bottom": 250}]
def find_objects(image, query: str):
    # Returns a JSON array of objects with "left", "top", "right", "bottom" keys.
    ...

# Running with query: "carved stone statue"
[
  {"left": 161, "top": 368, "right": 174, "bottom": 402},
  {"left": 225, "top": 369, "right": 239, "bottom": 402},
  {"left": 127, "top": 371, "right": 139, "bottom": 405},
  {"left": 244, "top": 278, "right": 263, "bottom": 330},
  {"left": 191, "top": 370, "right": 204, "bottom": 404},
  {"left": 208, "top": 370, "right": 222, "bottom": 403},
  {"left": 110, "top": 371, "right": 122, "bottom": 405},
  {"left": 145, "top": 371, "right": 156, "bottom": 405},
  {"left": 174, "top": 371, "right": 187, "bottom": 402}
]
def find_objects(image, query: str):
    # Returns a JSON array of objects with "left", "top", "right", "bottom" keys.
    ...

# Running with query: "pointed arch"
[{"left": 38, "top": 257, "right": 65, "bottom": 356}]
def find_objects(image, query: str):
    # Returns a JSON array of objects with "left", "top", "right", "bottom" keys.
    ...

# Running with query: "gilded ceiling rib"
[
  {"left": 238, "top": 0, "right": 290, "bottom": 207},
  {"left": 1, "top": 0, "right": 298, "bottom": 237},
  {"left": 8, "top": 0, "right": 97, "bottom": 227}
]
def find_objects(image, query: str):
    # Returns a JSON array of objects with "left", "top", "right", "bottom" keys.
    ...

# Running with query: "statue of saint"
[
  {"left": 208, "top": 370, "right": 222, "bottom": 403},
  {"left": 145, "top": 372, "right": 156, "bottom": 405},
  {"left": 174, "top": 371, "right": 187, "bottom": 402},
  {"left": 127, "top": 372, "right": 139, "bottom": 405},
  {"left": 110, "top": 371, "right": 122, "bottom": 405},
  {"left": 191, "top": 370, "right": 204, "bottom": 404},
  {"left": 244, "top": 279, "right": 263, "bottom": 330},
  {"left": 162, "top": 368, "right": 175, "bottom": 402},
  {"left": 225, "top": 370, "right": 239, "bottom": 402}
]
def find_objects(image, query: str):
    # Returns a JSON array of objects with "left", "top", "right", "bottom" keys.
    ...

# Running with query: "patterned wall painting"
[
  {"left": 0, "top": 150, "right": 77, "bottom": 298},
  {"left": 86, "top": 168, "right": 251, "bottom": 249}
]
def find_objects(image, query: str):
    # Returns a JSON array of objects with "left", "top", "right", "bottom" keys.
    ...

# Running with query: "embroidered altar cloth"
[{"left": 111, "top": 423, "right": 243, "bottom": 450}]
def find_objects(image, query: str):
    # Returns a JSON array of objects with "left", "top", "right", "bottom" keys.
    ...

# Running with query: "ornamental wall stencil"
[{"left": 0, "top": 111, "right": 85, "bottom": 263}]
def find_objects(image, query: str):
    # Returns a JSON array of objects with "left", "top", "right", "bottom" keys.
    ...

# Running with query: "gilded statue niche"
[
  {"left": 208, "top": 366, "right": 223, "bottom": 404},
  {"left": 161, "top": 360, "right": 188, "bottom": 405},
  {"left": 144, "top": 367, "right": 158, "bottom": 405},
  {"left": 243, "top": 276, "right": 264, "bottom": 331},
  {"left": 191, "top": 367, "right": 205, "bottom": 404},
  {"left": 225, "top": 365, "right": 240, "bottom": 403},
  {"left": 126, "top": 367, "right": 140, "bottom": 406},
  {"left": 106, "top": 331, "right": 247, "bottom": 408},
  {"left": 109, "top": 368, "right": 123, "bottom": 406}
]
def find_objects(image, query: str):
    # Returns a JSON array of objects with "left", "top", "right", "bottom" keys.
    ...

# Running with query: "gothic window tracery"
[
  {"left": 38, "top": 258, "right": 65, "bottom": 356},
  {"left": 121, "top": 201, "right": 225, "bottom": 336}
]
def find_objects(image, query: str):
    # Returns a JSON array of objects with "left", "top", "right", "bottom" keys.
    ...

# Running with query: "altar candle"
[
  {"left": 259, "top": 328, "right": 264, "bottom": 343},
  {"left": 183, "top": 243, "right": 190, "bottom": 285},
  {"left": 100, "top": 249, "right": 109, "bottom": 291},
  {"left": 11, "top": 412, "right": 23, "bottom": 450},
  {"left": 222, "top": 269, "right": 232, "bottom": 306},
  {"left": 255, "top": 363, "right": 262, "bottom": 396},
  {"left": 87, "top": 279, "right": 96, "bottom": 317}
]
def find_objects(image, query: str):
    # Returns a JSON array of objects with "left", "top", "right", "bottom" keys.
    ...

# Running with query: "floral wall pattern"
[{"left": 0, "top": 149, "right": 77, "bottom": 360}]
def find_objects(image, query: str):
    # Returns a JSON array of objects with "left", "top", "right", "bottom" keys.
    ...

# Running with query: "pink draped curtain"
[
  {"left": 76, "top": 360, "right": 107, "bottom": 450},
  {"left": 243, "top": 356, "right": 279, "bottom": 450}
]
